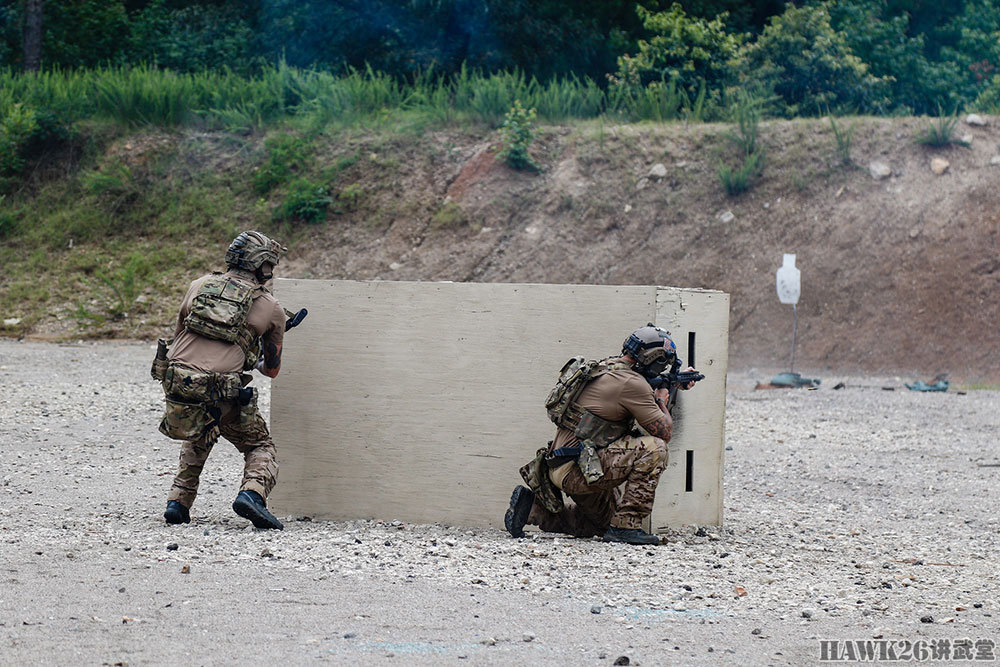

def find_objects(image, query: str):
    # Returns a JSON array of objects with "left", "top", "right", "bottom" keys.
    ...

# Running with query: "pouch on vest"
[
  {"left": 545, "top": 356, "right": 633, "bottom": 431},
  {"left": 184, "top": 274, "right": 255, "bottom": 342},
  {"left": 163, "top": 364, "right": 242, "bottom": 404},
  {"left": 159, "top": 397, "right": 220, "bottom": 444},
  {"left": 545, "top": 356, "right": 593, "bottom": 428},
  {"left": 573, "top": 405, "right": 633, "bottom": 483},
  {"left": 519, "top": 446, "right": 564, "bottom": 514}
]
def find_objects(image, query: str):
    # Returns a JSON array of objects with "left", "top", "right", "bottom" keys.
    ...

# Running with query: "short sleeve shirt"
[
  {"left": 168, "top": 272, "right": 285, "bottom": 374},
  {"left": 549, "top": 366, "right": 663, "bottom": 452}
]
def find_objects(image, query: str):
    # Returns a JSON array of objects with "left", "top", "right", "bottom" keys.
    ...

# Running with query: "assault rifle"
[
  {"left": 283, "top": 308, "right": 308, "bottom": 331},
  {"left": 251, "top": 307, "right": 307, "bottom": 378},
  {"left": 647, "top": 360, "right": 706, "bottom": 411}
]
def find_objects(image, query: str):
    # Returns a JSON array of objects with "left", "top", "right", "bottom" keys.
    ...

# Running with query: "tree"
[
  {"left": 612, "top": 3, "right": 743, "bottom": 97},
  {"left": 827, "top": 0, "right": 944, "bottom": 113},
  {"left": 22, "top": 0, "right": 41, "bottom": 71},
  {"left": 742, "top": 3, "right": 890, "bottom": 116}
]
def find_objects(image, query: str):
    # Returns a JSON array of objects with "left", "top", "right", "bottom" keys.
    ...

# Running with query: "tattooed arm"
[
  {"left": 261, "top": 339, "right": 282, "bottom": 378},
  {"left": 638, "top": 386, "right": 673, "bottom": 442},
  {"left": 640, "top": 413, "right": 673, "bottom": 442}
]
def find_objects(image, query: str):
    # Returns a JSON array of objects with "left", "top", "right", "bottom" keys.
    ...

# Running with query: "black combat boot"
[
  {"left": 232, "top": 490, "right": 284, "bottom": 530},
  {"left": 164, "top": 500, "right": 191, "bottom": 525},
  {"left": 504, "top": 485, "right": 534, "bottom": 538},
  {"left": 602, "top": 526, "right": 660, "bottom": 545}
]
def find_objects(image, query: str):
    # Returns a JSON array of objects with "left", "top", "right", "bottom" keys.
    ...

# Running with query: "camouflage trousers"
[
  {"left": 166, "top": 399, "right": 278, "bottom": 509},
  {"left": 528, "top": 434, "right": 667, "bottom": 536}
]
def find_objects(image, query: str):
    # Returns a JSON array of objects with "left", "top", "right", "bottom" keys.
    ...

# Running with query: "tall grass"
[{"left": 0, "top": 63, "right": 729, "bottom": 131}]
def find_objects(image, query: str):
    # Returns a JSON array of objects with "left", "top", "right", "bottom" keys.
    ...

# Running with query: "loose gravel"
[{"left": 1, "top": 340, "right": 998, "bottom": 665}]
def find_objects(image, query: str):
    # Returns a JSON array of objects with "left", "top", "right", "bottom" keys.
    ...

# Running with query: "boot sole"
[
  {"left": 232, "top": 496, "right": 284, "bottom": 530},
  {"left": 504, "top": 486, "right": 533, "bottom": 538}
]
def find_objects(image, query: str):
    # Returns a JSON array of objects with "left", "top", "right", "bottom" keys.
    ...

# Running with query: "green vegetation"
[
  {"left": 431, "top": 201, "right": 468, "bottom": 228},
  {"left": 915, "top": 108, "right": 969, "bottom": 148},
  {"left": 4, "top": 1, "right": 1000, "bottom": 120},
  {"left": 275, "top": 179, "right": 333, "bottom": 223},
  {"left": 4, "top": 0, "right": 1000, "bottom": 340},
  {"left": 718, "top": 93, "right": 765, "bottom": 196},
  {"left": 829, "top": 116, "right": 856, "bottom": 165},
  {"left": 497, "top": 100, "right": 540, "bottom": 171}
]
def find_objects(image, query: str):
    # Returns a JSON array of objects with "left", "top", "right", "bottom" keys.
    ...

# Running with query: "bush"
[
  {"left": 0, "top": 196, "right": 15, "bottom": 238},
  {"left": 496, "top": 100, "right": 539, "bottom": 171},
  {"left": 915, "top": 107, "right": 968, "bottom": 148},
  {"left": 275, "top": 178, "right": 332, "bottom": 223},
  {"left": 253, "top": 134, "right": 310, "bottom": 195},
  {"left": 718, "top": 92, "right": 765, "bottom": 196},
  {"left": 96, "top": 253, "right": 153, "bottom": 320},
  {"left": 718, "top": 151, "right": 762, "bottom": 196},
  {"left": 0, "top": 104, "right": 39, "bottom": 177},
  {"left": 127, "top": 0, "right": 256, "bottom": 74},
  {"left": 829, "top": 115, "right": 856, "bottom": 165}
]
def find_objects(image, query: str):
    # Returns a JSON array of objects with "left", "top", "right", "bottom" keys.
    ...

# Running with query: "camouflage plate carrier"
[{"left": 184, "top": 273, "right": 268, "bottom": 372}]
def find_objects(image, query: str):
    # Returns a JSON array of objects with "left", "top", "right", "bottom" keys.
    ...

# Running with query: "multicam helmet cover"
[
  {"left": 622, "top": 323, "right": 677, "bottom": 378},
  {"left": 224, "top": 231, "right": 285, "bottom": 273}
]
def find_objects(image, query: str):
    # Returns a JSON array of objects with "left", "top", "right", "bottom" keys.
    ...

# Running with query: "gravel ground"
[{"left": 1, "top": 340, "right": 999, "bottom": 666}]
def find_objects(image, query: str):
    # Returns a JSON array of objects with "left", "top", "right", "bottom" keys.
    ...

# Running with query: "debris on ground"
[
  {"left": 755, "top": 372, "right": 821, "bottom": 389},
  {"left": 905, "top": 373, "right": 949, "bottom": 392}
]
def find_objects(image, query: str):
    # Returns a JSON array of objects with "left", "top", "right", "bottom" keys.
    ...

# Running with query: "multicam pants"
[
  {"left": 528, "top": 434, "right": 667, "bottom": 537},
  {"left": 166, "top": 399, "right": 278, "bottom": 509}
]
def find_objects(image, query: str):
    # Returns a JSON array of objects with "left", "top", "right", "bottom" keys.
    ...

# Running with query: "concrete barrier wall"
[{"left": 269, "top": 279, "right": 728, "bottom": 530}]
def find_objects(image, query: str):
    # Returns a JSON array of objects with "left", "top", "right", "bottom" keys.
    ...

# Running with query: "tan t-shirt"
[
  {"left": 168, "top": 272, "right": 285, "bottom": 374},
  {"left": 549, "top": 367, "right": 663, "bottom": 452}
]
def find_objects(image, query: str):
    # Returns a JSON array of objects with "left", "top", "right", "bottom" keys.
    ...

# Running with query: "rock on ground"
[{"left": 1, "top": 341, "right": 998, "bottom": 665}]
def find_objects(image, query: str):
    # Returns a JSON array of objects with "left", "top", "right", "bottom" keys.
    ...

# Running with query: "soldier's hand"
[{"left": 681, "top": 366, "right": 698, "bottom": 390}]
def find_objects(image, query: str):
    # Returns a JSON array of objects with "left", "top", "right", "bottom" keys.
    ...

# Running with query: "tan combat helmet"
[
  {"left": 224, "top": 231, "right": 286, "bottom": 273},
  {"left": 622, "top": 324, "right": 677, "bottom": 378}
]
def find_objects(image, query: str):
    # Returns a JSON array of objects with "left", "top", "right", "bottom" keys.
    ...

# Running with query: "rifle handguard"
[{"left": 648, "top": 371, "right": 705, "bottom": 390}]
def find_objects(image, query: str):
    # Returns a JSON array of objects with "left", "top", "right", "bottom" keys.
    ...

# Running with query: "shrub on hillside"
[
  {"left": 0, "top": 104, "right": 70, "bottom": 191},
  {"left": 915, "top": 107, "right": 969, "bottom": 148},
  {"left": 253, "top": 134, "right": 311, "bottom": 195},
  {"left": 717, "top": 92, "right": 765, "bottom": 196},
  {"left": 497, "top": 99, "right": 539, "bottom": 172},
  {"left": 275, "top": 178, "right": 332, "bottom": 223}
]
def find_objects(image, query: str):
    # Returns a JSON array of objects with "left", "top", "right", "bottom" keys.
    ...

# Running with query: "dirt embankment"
[
  {"left": 9, "top": 116, "right": 1000, "bottom": 381},
  {"left": 283, "top": 116, "right": 1000, "bottom": 382}
]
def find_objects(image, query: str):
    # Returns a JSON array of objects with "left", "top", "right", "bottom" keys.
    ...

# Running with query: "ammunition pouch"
[
  {"left": 573, "top": 411, "right": 633, "bottom": 484},
  {"left": 162, "top": 364, "right": 243, "bottom": 404},
  {"left": 159, "top": 397, "right": 220, "bottom": 444},
  {"left": 519, "top": 445, "right": 564, "bottom": 514},
  {"left": 158, "top": 364, "right": 246, "bottom": 444}
]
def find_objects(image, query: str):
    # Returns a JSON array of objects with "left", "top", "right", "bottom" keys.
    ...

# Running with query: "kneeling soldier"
[
  {"left": 153, "top": 231, "right": 288, "bottom": 529},
  {"left": 506, "top": 325, "right": 698, "bottom": 545}
]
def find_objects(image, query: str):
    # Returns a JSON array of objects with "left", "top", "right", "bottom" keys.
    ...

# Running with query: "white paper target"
[{"left": 776, "top": 253, "right": 800, "bottom": 305}]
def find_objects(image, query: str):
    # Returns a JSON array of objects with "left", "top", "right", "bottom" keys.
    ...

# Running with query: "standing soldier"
[
  {"left": 505, "top": 325, "right": 698, "bottom": 545},
  {"left": 152, "top": 231, "right": 288, "bottom": 530}
]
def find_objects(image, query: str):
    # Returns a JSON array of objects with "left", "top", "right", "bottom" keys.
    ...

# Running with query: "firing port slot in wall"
[
  {"left": 685, "top": 449, "right": 694, "bottom": 492},
  {"left": 687, "top": 331, "right": 696, "bottom": 368}
]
